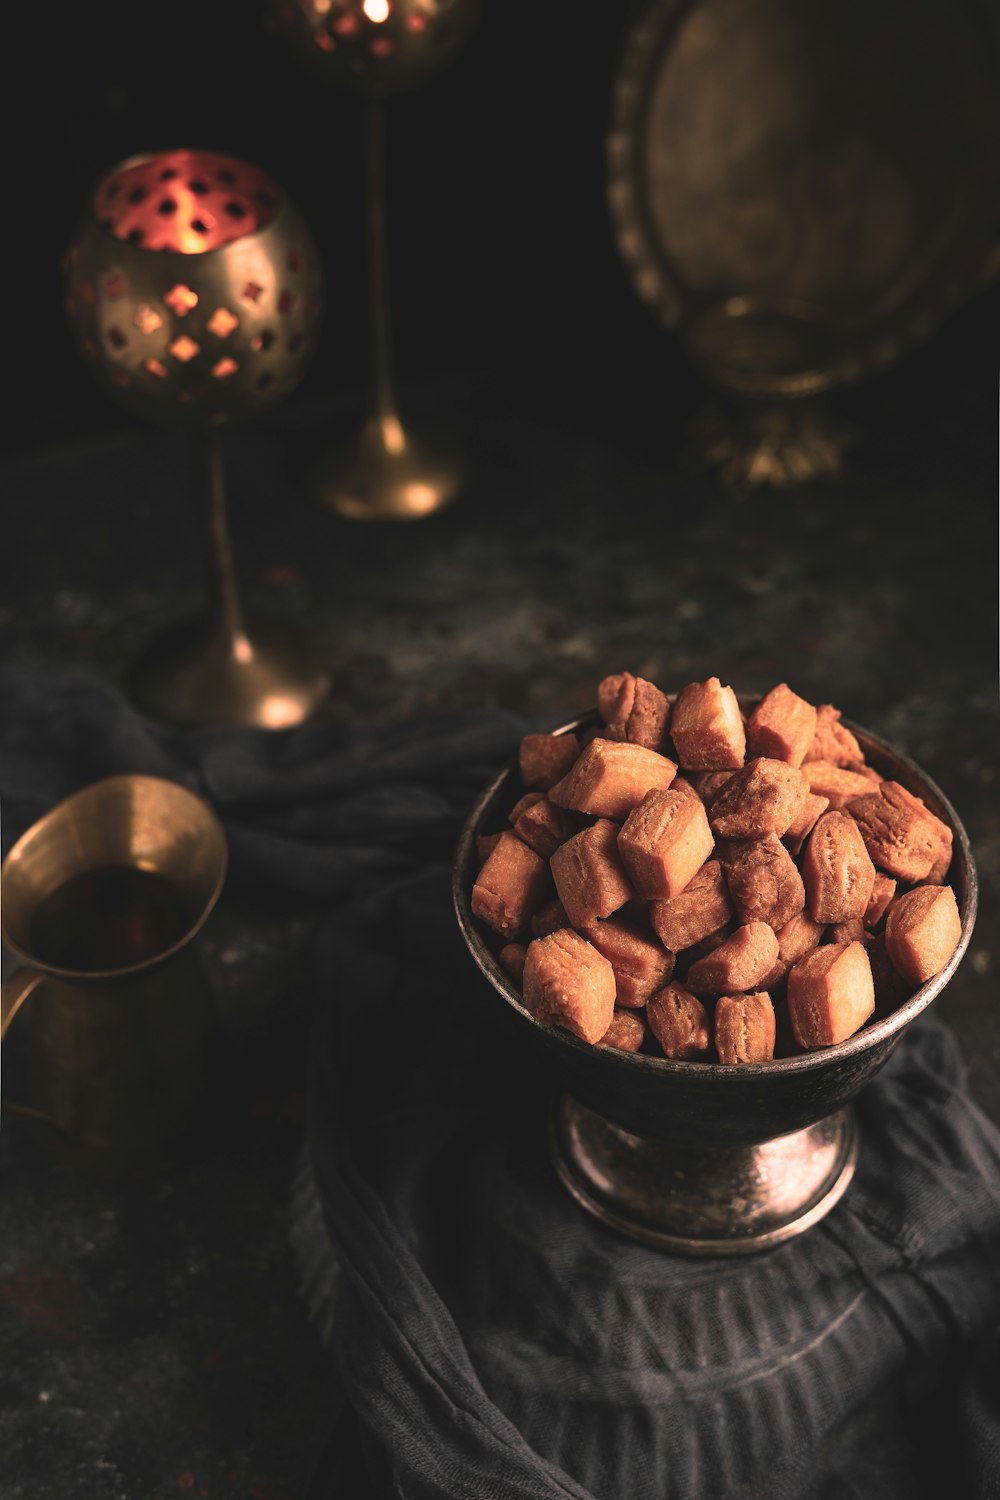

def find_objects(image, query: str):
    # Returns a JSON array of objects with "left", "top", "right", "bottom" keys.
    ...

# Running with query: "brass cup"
[{"left": 1, "top": 775, "right": 228, "bottom": 1173}]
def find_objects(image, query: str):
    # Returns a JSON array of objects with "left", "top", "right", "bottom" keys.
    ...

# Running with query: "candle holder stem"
[
  {"left": 311, "top": 100, "right": 465, "bottom": 521},
  {"left": 127, "top": 429, "right": 330, "bottom": 731},
  {"left": 200, "top": 426, "right": 249, "bottom": 652},
  {"left": 367, "top": 98, "right": 397, "bottom": 430}
]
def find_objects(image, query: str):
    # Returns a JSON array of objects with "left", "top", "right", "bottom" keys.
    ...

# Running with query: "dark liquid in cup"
[{"left": 29, "top": 866, "right": 190, "bottom": 972}]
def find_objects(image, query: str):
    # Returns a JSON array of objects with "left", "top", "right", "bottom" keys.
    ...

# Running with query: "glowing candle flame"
[{"left": 363, "top": 0, "right": 390, "bottom": 21}]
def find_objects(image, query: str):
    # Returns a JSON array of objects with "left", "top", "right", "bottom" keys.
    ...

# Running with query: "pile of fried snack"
[{"left": 470, "top": 675, "right": 962, "bottom": 1063}]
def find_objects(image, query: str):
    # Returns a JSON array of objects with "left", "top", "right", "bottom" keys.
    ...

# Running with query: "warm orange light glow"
[
  {"left": 363, "top": 0, "right": 390, "bottom": 21},
  {"left": 211, "top": 357, "right": 239, "bottom": 379},
  {"left": 165, "top": 284, "right": 199, "bottom": 316},
  {"left": 134, "top": 305, "right": 163, "bottom": 334},
  {"left": 169, "top": 335, "right": 200, "bottom": 362},
  {"left": 401, "top": 483, "right": 440, "bottom": 515},
  {"left": 207, "top": 307, "right": 239, "bottom": 338},
  {"left": 260, "top": 695, "right": 304, "bottom": 729}
]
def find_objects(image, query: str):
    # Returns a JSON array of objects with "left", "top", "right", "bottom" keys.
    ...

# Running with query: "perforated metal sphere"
[
  {"left": 63, "top": 149, "right": 325, "bottom": 428},
  {"left": 274, "top": 0, "right": 479, "bottom": 96}
]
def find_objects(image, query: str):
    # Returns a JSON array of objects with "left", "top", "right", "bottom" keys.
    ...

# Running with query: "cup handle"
[{"left": 1, "top": 967, "right": 63, "bottom": 1130}]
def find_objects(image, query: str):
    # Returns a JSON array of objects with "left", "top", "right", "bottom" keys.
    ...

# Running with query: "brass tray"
[{"left": 607, "top": 0, "right": 1000, "bottom": 398}]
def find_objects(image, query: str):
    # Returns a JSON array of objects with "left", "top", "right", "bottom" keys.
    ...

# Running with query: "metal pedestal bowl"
[{"left": 453, "top": 708, "right": 977, "bottom": 1255}]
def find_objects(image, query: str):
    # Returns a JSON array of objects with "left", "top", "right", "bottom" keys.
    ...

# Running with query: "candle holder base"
[
  {"left": 312, "top": 413, "right": 464, "bottom": 522},
  {"left": 128, "top": 617, "right": 330, "bottom": 730}
]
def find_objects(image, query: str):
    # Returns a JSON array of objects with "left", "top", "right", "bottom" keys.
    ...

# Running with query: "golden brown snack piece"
[
  {"left": 801, "top": 810, "right": 877, "bottom": 924},
  {"left": 722, "top": 835, "right": 805, "bottom": 930},
  {"left": 604, "top": 673, "right": 672, "bottom": 753},
  {"left": 580, "top": 916, "right": 674, "bottom": 1008},
  {"left": 846, "top": 781, "right": 954, "bottom": 885},
  {"left": 499, "top": 942, "right": 527, "bottom": 983},
  {"left": 689, "top": 770, "right": 736, "bottom": 804},
  {"left": 805, "top": 705, "right": 864, "bottom": 768},
  {"left": 549, "top": 739, "right": 677, "bottom": 822},
  {"left": 864, "top": 873, "right": 897, "bottom": 930},
  {"left": 518, "top": 732, "right": 580, "bottom": 792},
  {"left": 686, "top": 921, "right": 780, "bottom": 996},
  {"left": 884, "top": 885, "right": 962, "bottom": 986},
  {"left": 617, "top": 789, "right": 715, "bottom": 901},
  {"left": 867, "top": 930, "right": 910, "bottom": 1010},
  {"left": 827, "top": 918, "right": 866, "bottom": 946},
  {"left": 512, "top": 798, "right": 570, "bottom": 860},
  {"left": 532, "top": 899, "right": 570, "bottom": 939},
  {"left": 599, "top": 1009, "right": 648, "bottom": 1053},
  {"left": 669, "top": 677, "right": 746, "bottom": 770},
  {"left": 786, "top": 940, "right": 875, "bottom": 1048},
  {"left": 648, "top": 858, "right": 733, "bottom": 952},
  {"left": 471, "top": 831, "right": 551, "bottom": 940},
  {"left": 759, "top": 910, "right": 826, "bottom": 991},
  {"left": 509, "top": 792, "right": 544, "bottom": 822},
  {"left": 646, "top": 982, "right": 712, "bottom": 1059},
  {"left": 550, "top": 818, "right": 634, "bottom": 929},
  {"left": 782, "top": 792, "right": 830, "bottom": 857},
  {"left": 803, "top": 762, "right": 878, "bottom": 811},
  {"left": 715, "top": 992, "right": 777, "bottom": 1064},
  {"left": 597, "top": 672, "right": 628, "bottom": 722},
  {"left": 522, "top": 929, "right": 616, "bottom": 1044},
  {"left": 708, "top": 758, "right": 809, "bottom": 840},
  {"left": 671, "top": 775, "right": 701, "bottom": 803},
  {"left": 476, "top": 832, "right": 502, "bottom": 862},
  {"left": 746, "top": 683, "right": 817, "bottom": 768}
]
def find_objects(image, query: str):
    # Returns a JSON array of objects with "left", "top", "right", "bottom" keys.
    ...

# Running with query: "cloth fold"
[{"left": 2, "top": 663, "right": 999, "bottom": 1500}]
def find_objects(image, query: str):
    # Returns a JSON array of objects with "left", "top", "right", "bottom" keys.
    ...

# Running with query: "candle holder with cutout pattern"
[{"left": 63, "top": 148, "right": 330, "bottom": 729}]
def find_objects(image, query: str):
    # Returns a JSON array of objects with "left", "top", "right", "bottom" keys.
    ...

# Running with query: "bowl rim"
[{"left": 452, "top": 702, "right": 978, "bottom": 1080}]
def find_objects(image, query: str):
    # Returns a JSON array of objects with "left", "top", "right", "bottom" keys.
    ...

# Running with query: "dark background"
[
  {"left": 19, "top": 0, "right": 998, "bottom": 465},
  {"left": 22, "top": 0, "right": 690, "bottom": 459}
]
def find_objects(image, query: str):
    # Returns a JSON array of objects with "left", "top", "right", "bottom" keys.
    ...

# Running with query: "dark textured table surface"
[{"left": 1, "top": 304, "right": 998, "bottom": 1498}]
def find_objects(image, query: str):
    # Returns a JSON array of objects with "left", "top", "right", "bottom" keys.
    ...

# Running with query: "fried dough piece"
[
  {"left": 805, "top": 705, "right": 864, "bottom": 768},
  {"left": 617, "top": 788, "right": 715, "bottom": 901},
  {"left": 518, "top": 732, "right": 580, "bottom": 791},
  {"left": 708, "top": 758, "right": 809, "bottom": 840},
  {"left": 884, "top": 885, "right": 962, "bottom": 986},
  {"left": 649, "top": 858, "right": 733, "bottom": 952},
  {"left": 715, "top": 992, "right": 776, "bottom": 1064},
  {"left": 647, "top": 982, "right": 712, "bottom": 1060},
  {"left": 686, "top": 921, "right": 780, "bottom": 996},
  {"left": 550, "top": 818, "right": 634, "bottom": 928},
  {"left": 604, "top": 673, "right": 672, "bottom": 752},
  {"left": 532, "top": 899, "right": 570, "bottom": 938},
  {"left": 746, "top": 683, "right": 817, "bottom": 768},
  {"left": 846, "top": 781, "right": 953, "bottom": 885},
  {"left": 599, "top": 1009, "right": 648, "bottom": 1053},
  {"left": 864, "top": 873, "right": 897, "bottom": 930},
  {"left": 801, "top": 810, "right": 877, "bottom": 924},
  {"left": 549, "top": 739, "right": 677, "bottom": 821},
  {"left": 782, "top": 792, "right": 830, "bottom": 857},
  {"left": 522, "top": 929, "right": 616, "bottom": 1044},
  {"left": 512, "top": 797, "right": 570, "bottom": 859},
  {"left": 759, "top": 910, "right": 826, "bottom": 991},
  {"left": 669, "top": 677, "right": 746, "bottom": 770},
  {"left": 722, "top": 835, "right": 805, "bottom": 930},
  {"left": 580, "top": 916, "right": 674, "bottom": 1007},
  {"left": 499, "top": 942, "right": 527, "bottom": 983},
  {"left": 471, "top": 831, "right": 551, "bottom": 940},
  {"left": 803, "top": 762, "right": 878, "bottom": 811},
  {"left": 786, "top": 940, "right": 875, "bottom": 1048}
]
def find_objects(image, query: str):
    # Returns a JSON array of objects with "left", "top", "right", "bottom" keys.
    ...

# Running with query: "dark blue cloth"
[{"left": 3, "top": 663, "right": 1000, "bottom": 1500}]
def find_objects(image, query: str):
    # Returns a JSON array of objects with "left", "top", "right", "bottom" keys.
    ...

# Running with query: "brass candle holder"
[
  {"left": 275, "top": 0, "right": 479, "bottom": 521},
  {"left": 63, "top": 148, "right": 331, "bottom": 729}
]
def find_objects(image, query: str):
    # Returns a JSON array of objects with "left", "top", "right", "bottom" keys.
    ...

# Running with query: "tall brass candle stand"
[
  {"left": 64, "top": 148, "right": 330, "bottom": 729},
  {"left": 275, "top": 0, "right": 479, "bottom": 521}
]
